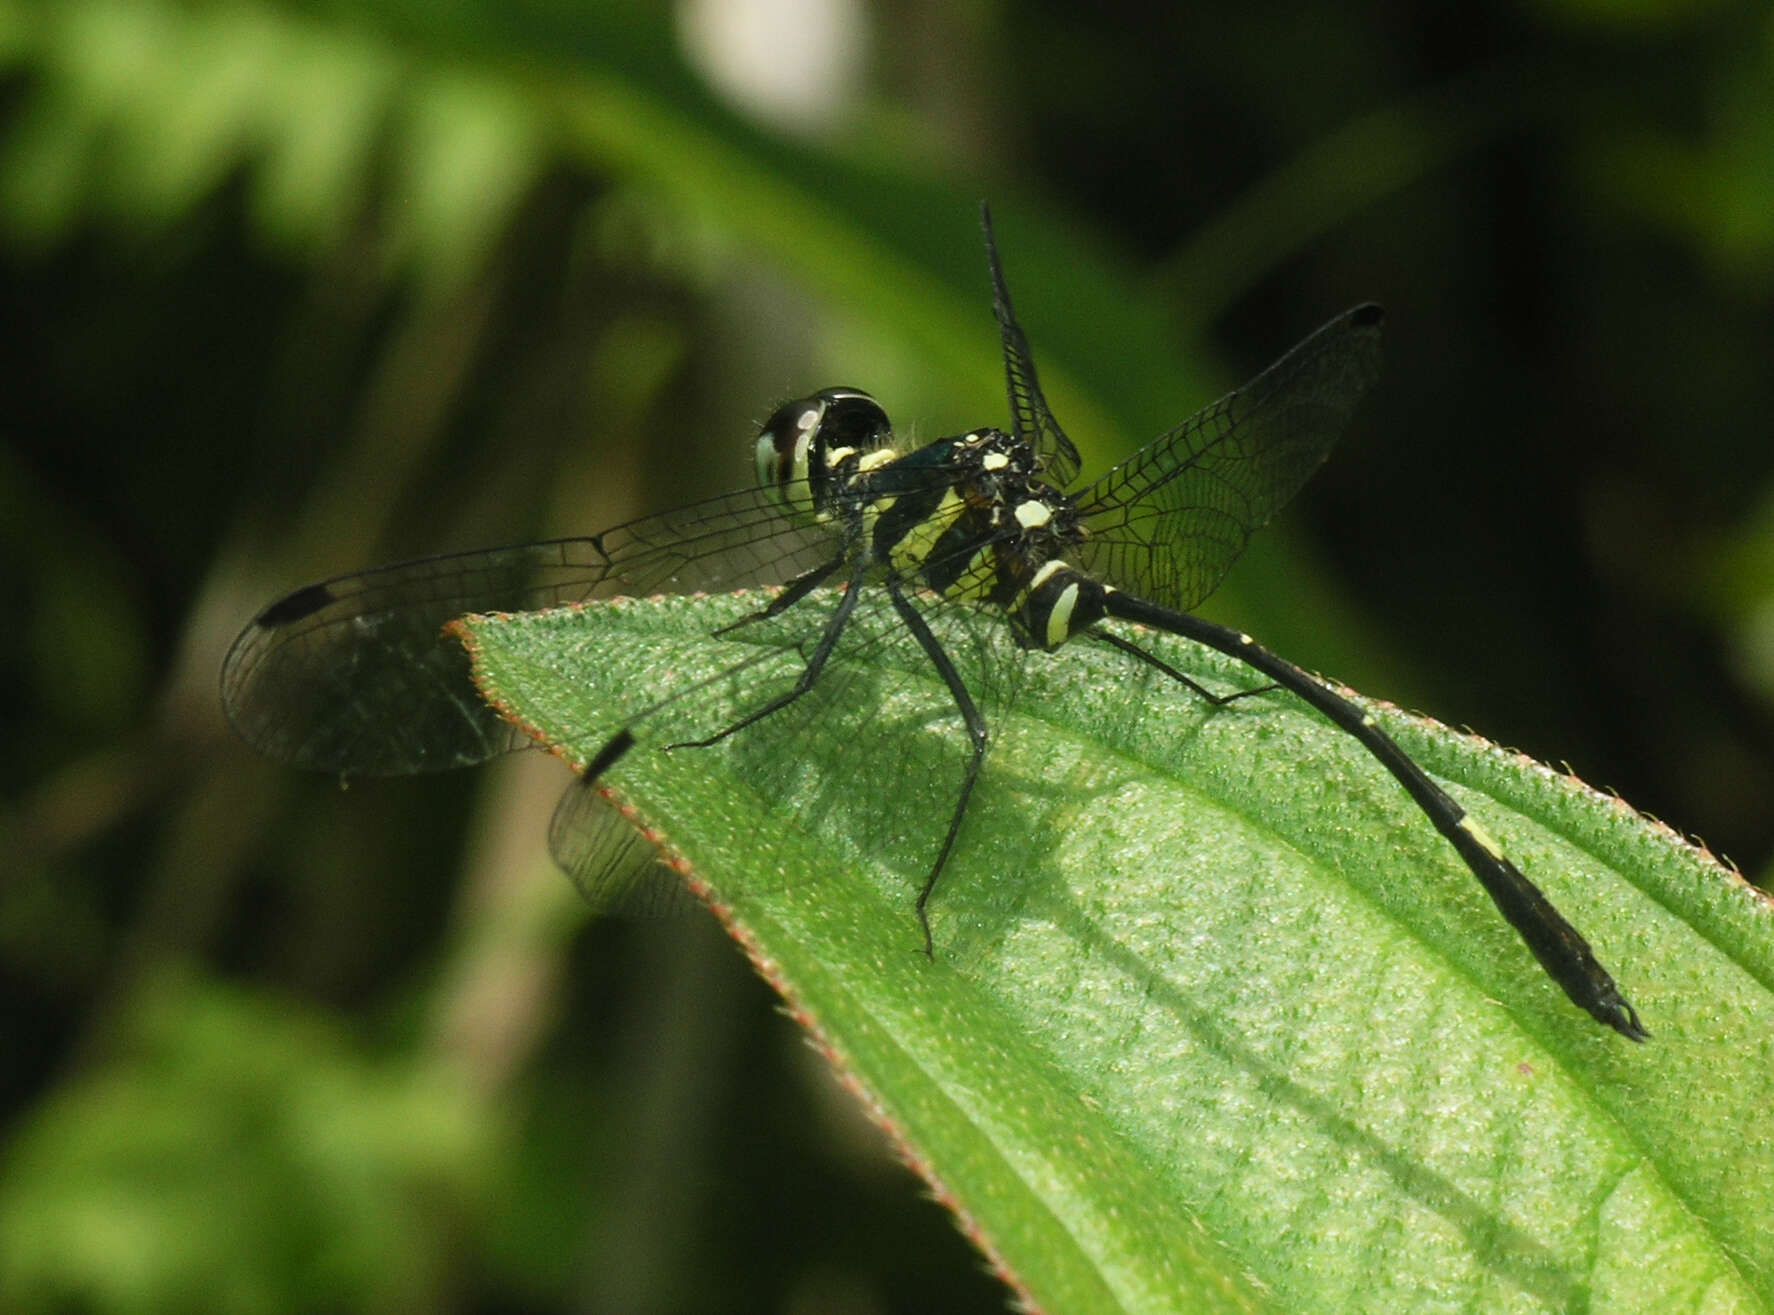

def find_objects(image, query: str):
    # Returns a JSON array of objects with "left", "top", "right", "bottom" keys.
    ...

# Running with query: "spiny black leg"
[
  {"left": 579, "top": 646, "right": 792, "bottom": 783},
  {"left": 885, "top": 582, "right": 989, "bottom": 959},
  {"left": 667, "top": 556, "right": 868, "bottom": 751},
  {"left": 1102, "top": 591, "right": 1647, "bottom": 1041},
  {"left": 710, "top": 555, "right": 844, "bottom": 637},
  {"left": 1092, "top": 627, "right": 1277, "bottom": 704}
]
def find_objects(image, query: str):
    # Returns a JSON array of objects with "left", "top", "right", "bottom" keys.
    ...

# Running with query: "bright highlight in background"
[{"left": 676, "top": 0, "right": 871, "bottom": 133}]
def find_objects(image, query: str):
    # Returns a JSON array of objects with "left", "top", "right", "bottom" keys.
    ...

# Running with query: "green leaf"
[{"left": 458, "top": 594, "right": 1772, "bottom": 1315}]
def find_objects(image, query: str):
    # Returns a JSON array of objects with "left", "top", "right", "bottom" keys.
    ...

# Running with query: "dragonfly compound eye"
[
  {"left": 755, "top": 388, "right": 890, "bottom": 515},
  {"left": 809, "top": 388, "right": 890, "bottom": 459},
  {"left": 755, "top": 395, "right": 824, "bottom": 499}
]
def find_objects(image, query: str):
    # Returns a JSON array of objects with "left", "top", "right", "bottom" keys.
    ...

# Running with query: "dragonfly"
[{"left": 222, "top": 204, "right": 1645, "bottom": 1041}]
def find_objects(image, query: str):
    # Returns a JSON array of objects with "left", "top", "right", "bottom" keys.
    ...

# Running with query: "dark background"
[{"left": 3, "top": 0, "right": 1770, "bottom": 1311}]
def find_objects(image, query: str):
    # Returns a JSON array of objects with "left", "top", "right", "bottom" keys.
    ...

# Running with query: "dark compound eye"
[
  {"left": 809, "top": 388, "right": 890, "bottom": 454},
  {"left": 755, "top": 394, "right": 826, "bottom": 491},
  {"left": 753, "top": 389, "right": 891, "bottom": 509}
]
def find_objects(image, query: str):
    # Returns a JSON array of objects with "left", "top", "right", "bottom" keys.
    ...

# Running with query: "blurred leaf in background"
[
  {"left": 0, "top": 976, "right": 486, "bottom": 1313},
  {"left": 1, "top": 0, "right": 1770, "bottom": 1311}
]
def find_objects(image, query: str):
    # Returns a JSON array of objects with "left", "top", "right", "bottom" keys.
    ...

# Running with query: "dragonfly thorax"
[
  {"left": 756, "top": 389, "right": 1108, "bottom": 653},
  {"left": 864, "top": 425, "right": 1106, "bottom": 652}
]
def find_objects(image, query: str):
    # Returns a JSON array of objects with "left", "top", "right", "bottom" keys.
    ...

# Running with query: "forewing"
[
  {"left": 221, "top": 484, "right": 835, "bottom": 777},
  {"left": 982, "top": 203, "right": 1082, "bottom": 487},
  {"left": 1074, "top": 303, "right": 1384, "bottom": 611}
]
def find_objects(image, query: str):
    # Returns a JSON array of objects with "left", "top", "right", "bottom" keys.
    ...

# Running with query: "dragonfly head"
[{"left": 756, "top": 387, "right": 891, "bottom": 514}]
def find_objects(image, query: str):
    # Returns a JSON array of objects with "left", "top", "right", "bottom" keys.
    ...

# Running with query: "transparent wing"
[
  {"left": 220, "top": 483, "right": 838, "bottom": 777},
  {"left": 1074, "top": 303, "right": 1384, "bottom": 612},
  {"left": 981, "top": 202, "right": 1082, "bottom": 487},
  {"left": 546, "top": 780, "right": 697, "bottom": 917}
]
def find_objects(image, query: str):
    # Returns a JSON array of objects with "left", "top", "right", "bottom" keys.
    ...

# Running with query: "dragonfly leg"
[
  {"left": 710, "top": 555, "right": 844, "bottom": 636},
  {"left": 885, "top": 581, "right": 989, "bottom": 959},
  {"left": 1091, "top": 626, "right": 1277, "bottom": 704},
  {"left": 666, "top": 555, "right": 868, "bottom": 751}
]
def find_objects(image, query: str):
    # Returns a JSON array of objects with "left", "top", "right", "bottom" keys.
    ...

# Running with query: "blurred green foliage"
[
  {"left": 1, "top": 0, "right": 1771, "bottom": 1311},
  {"left": 0, "top": 976, "right": 486, "bottom": 1313}
]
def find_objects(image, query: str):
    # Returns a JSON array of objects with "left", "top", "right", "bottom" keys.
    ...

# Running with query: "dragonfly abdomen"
[{"left": 1005, "top": 560, "right": 1109, "bottom": 651}]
